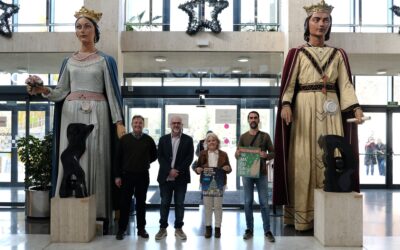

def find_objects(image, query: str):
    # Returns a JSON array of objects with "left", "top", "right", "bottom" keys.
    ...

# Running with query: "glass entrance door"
[
  {"left": 0, "top": 102, "right": 50, "bottom": 206},
  {"left": 393, "top": 113, "right": 400, "bottom": 185},
  {"left": 124, "top": 97, "right": 276, "bottom": 192}
]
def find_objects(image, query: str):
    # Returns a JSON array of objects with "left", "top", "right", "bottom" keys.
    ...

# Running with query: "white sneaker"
[
  {"left": 155, "top": 228, "right": 167, "bottom": 240},
  {"left": 175, "top": 228, "right": 187, "bottom": 240}
]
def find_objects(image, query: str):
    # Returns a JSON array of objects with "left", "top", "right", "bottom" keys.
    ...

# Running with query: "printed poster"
[
  {"left": 237, "top": 147, "right": 260, "bottom": 178},
  {"left": 201, "top": 167, "right": 225, "bottom": 197}
]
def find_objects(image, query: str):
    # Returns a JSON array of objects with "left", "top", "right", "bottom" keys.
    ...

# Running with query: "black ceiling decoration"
[
  {"left": 391, "top": 6, "right": 400, "bottom": 33},
  {"left": 0, "top": 0, "right": 19, "bottom": 38},
  {"left": 179, "top": 0, "right": 229, "bottom": 35}
]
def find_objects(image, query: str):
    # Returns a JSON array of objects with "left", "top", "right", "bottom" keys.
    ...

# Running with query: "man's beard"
[{"left": 250, "top": 122, "right": 258, "bottom": 129}]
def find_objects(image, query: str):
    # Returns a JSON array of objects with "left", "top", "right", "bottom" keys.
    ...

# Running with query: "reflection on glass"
[
  {"left": 393, "top": 114, "right": 400, "bottom": 184},
  {"left": 358, "top": 112, "right": 386, "bottom": 184},
  {"left": 165, "top": 105, "right": 237, "bottom": 191}
]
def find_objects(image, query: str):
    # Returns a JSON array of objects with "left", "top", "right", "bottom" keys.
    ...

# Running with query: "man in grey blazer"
[{"left": 155, "top": 115, "right": 194, "bottom": 241}]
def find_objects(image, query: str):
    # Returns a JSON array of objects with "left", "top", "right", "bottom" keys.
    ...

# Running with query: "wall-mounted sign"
[
  {"left": 0, "top": 116, "right": 7, "bottom": 127},
  {"left": 215, "top": 109, "right": 236, "bottom": 124}
]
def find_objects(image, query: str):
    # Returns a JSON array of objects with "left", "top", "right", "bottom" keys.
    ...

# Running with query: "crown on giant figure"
[
  {"left": 303, "top": 0, "right": 334, "bottom": 16},
  {"left": 74, "top": 6, "right": 102, "bottom": 23}
]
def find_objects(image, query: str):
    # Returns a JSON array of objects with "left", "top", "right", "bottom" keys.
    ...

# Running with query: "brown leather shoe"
[
  {"left": 214, "top": 227, "right": 221, "bottom": 238},
  {"left": 205, "top": 226, "right": 212, "bottom": 238}
]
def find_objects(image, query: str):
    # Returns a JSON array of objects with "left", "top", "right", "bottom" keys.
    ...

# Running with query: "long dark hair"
[
  {"left": 75, "top": 17, "right": 101, "bottom": 43},
  {"left": 303, "top": 14, "right": 332, "bottom": 42}
]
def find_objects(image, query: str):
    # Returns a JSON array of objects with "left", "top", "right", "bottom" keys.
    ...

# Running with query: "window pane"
[
  {"left": 258, "top": 0, "right": 278, "bottom": 23},
  {"left": 126, "top": 0, "right": 150, "bottom": 23},
  {"left": 170, "top": 0, "right": 194, "bottom": 31},
  {"left": 164, "top": 77, "right": 200, "bottom": 86},
  {"left": 17, "top": 0, "right": 47, "bottom": 32},
  {"left": 202, "top": 78, "right": 238, "bottom": 86},
  {"left": 331, "top": 0, "right": 353, "bottom": 26},
  {"left": 362, "top": 0, "right": 389, "bottom": 26},
  {"left": 393, "top": 76, "right": 400, "bottom": 102},
  {"left": 241, "top": 78, "right": 277, "bottom": 86},
  {"left": 53, "top": 0, "right": 83, "bottom": 31},
  {"left": 126, "top": 77, "right": 162, "bottom": 86},
  {"left": 0, "top": 73, "right": 11, "bottom": 85},
  {"left": 393, "top": 113, "right": 400, "bottom": 184},
  {"left": 126, "top": 0, "right": 163, "bottom": 31},
  {"left": 355, "top": 76, "right": 388, "bottom": 105},
  {"left": 241, "top": 0, "right": 255, "bottom": 25}
]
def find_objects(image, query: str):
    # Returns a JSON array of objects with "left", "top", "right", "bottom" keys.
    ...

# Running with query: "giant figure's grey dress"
[{"left": 45, "top": 52, "right": 122, "bottom": 219}]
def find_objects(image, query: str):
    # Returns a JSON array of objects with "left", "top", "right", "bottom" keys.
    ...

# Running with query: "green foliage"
[
  {"left": 17, "top": 134, "right": 52, "bottom": 191},
  {"left": 125, "top": 10, "right": 162, "bottom": 31}
]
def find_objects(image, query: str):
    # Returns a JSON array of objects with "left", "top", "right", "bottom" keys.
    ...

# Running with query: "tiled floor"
[{"left": 0, "top": 189, "right": 399, "bottom": 249}]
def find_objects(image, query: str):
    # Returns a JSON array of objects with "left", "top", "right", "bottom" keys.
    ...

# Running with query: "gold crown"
[
  {"left": 74, "top": 6, "right": 102, "bottom": 23},
  {"left": 303, "top": 0, "right": 334, "bottom": 16}
]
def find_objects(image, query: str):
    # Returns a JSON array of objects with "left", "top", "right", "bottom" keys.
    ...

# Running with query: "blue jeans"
[
  {"left": 159, "top": 181, "right": 187, "bottom": 229},
  {"left": 242, "top": 175, "right": 270, "bottom": 232}
]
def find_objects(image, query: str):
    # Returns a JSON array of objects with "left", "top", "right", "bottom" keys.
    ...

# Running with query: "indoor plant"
[{"left": 17, "top": 133, "right": 52, "bottom": 218}]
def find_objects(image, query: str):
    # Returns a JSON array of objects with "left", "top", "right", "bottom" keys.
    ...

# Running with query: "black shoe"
[
  {"left": 137, "top": 229, "right": 149, "bottom": 238},
  {"left": 265, "top": 231, "right": 275, "bottom": 242},
  {"left": 116, "top": 230, "right": 124, "bottom": 240},
  {"left": 243, "top": 229, "right": 253, "bottom": 240}
]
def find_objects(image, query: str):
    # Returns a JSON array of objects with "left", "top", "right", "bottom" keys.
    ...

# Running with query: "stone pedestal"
[
  {"left": 314, "top": 189, "right": 363, "bottom": 247},
  {"left": 51, "top": 195, "right": 96, "bottom": 243}
]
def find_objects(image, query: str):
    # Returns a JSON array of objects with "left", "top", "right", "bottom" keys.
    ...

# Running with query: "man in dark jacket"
[
  {"left": 155, "top": 115, "right": 194, "bottom": 241},
  {"left": 114, "top": 115, "right": 157, "bottom": 240}
]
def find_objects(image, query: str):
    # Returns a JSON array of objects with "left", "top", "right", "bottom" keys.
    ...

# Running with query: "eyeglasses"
[{"left": 171, "top": 122, "right": 182, "bottom": 125}]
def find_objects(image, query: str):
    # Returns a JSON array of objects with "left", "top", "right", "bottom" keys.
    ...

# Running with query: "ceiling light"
[
  {"left": 376, "top": 70, "right": 387, "bottom": 75},
  {"left": 232, "top": 68, "right": 242, "bottom": 74},
  {"left": 155, "top": 56, "right": 167, "bottom": 62},
  {"left": 237, "top": 57, "right": 249, "bottom": 62},
  {"left": 197, "top": 70, "right": 208, "bottom": 74},
  {"left": 17, "top": 68, "right": 28, "bottom": 73},
  {"left": 160, "top": 68, "right": 171, "bottom": 73}
]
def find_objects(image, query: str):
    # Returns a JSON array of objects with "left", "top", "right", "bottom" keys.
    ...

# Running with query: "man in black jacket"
[
  {"left": 114, "top": 115, "right": 157, "bottom": 240},
  {"left": 155, "top": 115, "right": 194, "bottom": 241}
]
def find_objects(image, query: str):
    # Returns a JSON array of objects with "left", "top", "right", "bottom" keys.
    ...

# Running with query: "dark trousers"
[
  {"left": 159, "top": 181, "right": 187, "bottom": 229},
  {"left": 118, "top": 171, "right": 149, "bottom": 232}
]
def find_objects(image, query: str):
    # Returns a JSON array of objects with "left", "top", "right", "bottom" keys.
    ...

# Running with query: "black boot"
[
  {"left": 215, "top": 227, "right": 221, "bottom": 238},
  {"left": 205, "top": 226, "right": 212, "bottom": 238}
]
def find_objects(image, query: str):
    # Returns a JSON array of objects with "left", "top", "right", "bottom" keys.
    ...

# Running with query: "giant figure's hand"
[
  {"left": 116, "top": 122, "right": 126, "bottom": 138},
  {"left": 281, "top": 105, "right": 292, "bottom": 125},
  {"left": 354, "top": 108, "right": 364, "bottom": 125},
  {"left": 25, "top": 75, "right": 48, "bottom": 95}
]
